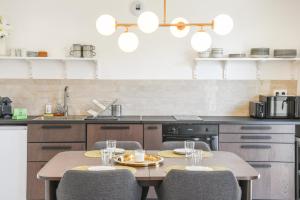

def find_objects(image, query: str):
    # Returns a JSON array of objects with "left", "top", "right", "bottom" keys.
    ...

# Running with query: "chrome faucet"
[{"left": 63, "top": 86, "right": 69, "bottom": 116}]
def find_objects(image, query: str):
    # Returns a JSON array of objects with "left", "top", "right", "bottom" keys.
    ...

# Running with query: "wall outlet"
[
  {"left": 130, "top": 1, "right": 144, "bottom": 16},
  {"left": 273, "top": 89, "right": 288, "bottom": 96}
]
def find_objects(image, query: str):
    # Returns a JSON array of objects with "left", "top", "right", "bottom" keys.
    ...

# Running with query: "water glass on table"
[
  {"left": 106, "top": 140, "right": 117, "bottom": 153},
  {"left": 184, "top": 140, "right": 195, "bottom": 157},
  {"left": 191, "top": 150, "right": 203, "bottom": 166},
  {"left": 101, "top": 149, "right": 111, "bottom": 166}
]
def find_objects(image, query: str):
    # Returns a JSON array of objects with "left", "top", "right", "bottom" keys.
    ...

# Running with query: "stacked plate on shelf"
[
  {"left": 274, "top": 49, "right": 297, "bottom": 58},
  {"left": 228, "top": 53, "right": 246, "bottom": 58},
  {"left": 250, "top": 48, "right": 270, "bottom": 58},
  {"left": 198, "top": 50, "right": 210, "bottom": 58},
  {"left": 211, "top": 48, "right": 224, "bottom": 58}
]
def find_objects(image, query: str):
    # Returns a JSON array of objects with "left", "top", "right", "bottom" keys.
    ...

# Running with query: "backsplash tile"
[{"left": 0, "top": 80, "right": 297, "bottom": 116}]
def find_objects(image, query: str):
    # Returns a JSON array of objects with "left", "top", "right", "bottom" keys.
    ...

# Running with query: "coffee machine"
[
  {"left": 250, "top": 95, "right": 300, "bottom": 119},
  {"left": 0, "top": 97, "right": 13, "bottom": 119}
]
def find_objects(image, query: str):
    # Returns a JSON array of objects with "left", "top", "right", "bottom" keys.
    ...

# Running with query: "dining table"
[{"left": 38, "top": 150, "right": 259, "bottom": 200}]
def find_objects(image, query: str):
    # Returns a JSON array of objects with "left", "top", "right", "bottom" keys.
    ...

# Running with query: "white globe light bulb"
[
  {"left": 137, "top": 11, "right": 159, "bottom": 33},
  {"left": 170, "top": 17, "right": 190, "bottom": 38},
  {"left": 96, "top": 15, "right": 116, "bottom": 36},
  {"left": 118, "top": 32, "right": 139, "bottom": 53},
  {"left": 191, "top": 31, "right": 212, "bottom": 52},
  {"left": 213, "top": 14, "right": 234, "bottom": 35}
]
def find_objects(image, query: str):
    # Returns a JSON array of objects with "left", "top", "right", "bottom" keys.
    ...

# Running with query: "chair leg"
[{"left": 141, "top": 186, "right": 150, "bottom": 200}]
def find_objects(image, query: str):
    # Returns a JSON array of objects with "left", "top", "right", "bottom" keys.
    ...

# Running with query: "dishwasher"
[{"left": 0, "top": 126, "right": 27, "bottom": 200}]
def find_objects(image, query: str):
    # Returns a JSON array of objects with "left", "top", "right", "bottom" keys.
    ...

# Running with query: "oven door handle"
[{"left": 163, "top": 136, "right": 203, "bottom": 141}]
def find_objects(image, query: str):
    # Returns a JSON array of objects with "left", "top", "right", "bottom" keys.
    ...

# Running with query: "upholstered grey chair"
[
  {"left": 57, "top": 170, "right": 142, "bottom": 200},
  {"left": 93, "top": 141, "right": 143, "bottom": 150},
  {"left": 157, "top": 170, "right": 241, "bottom": 200},
  {"left": 161, "top": 141, "right": 211, "bottom": 151}
]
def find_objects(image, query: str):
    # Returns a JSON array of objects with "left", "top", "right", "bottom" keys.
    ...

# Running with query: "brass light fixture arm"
[{"left": 115, "top": 0, "right": 215, "bottom": 31}]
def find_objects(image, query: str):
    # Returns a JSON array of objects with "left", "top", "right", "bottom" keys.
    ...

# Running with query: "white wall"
[{"left": 0, "top": 0, "right": 300, "bottom": 79}]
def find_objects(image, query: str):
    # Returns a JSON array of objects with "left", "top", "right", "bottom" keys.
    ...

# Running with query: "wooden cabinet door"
[
  {"left": 87, "top": 124, "right": 143, "bottom": 150},
  {"left": 219, "top": 143, "right": 295, "bottom": 162},
  {"left": 144, "top": 124, "right": 163, "bottom": 150},
  {"left": 28, "top": 124, "right": 86, "bottom": 142},
  {"left": 249, "top": 162, "right": 295, "bottom": 200},
  {"left": 27, "top": 162, "right": 46, "bottom": 200},
  {"left": 28, "top": 143, "right": 86, "bottom": 162}
]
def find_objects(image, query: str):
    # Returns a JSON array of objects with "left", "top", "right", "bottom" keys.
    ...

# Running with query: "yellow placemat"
[
  {"left": 84, "top": 150, "right": 101, "bottom": 158},
  {"left": 72, "top": 165, "right": 137, "bottom": 174},
  {"left": 164, "top": 165, "right": 230, "bottom": 173},
  {"left": 158, "top": 150, "right": 213, "bottom": 158},
  {"left": 84, "top": 150, "right": 133, "bottom": 158}
]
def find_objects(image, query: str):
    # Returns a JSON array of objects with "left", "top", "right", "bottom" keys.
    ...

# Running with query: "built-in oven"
[{"left": 162, "top": 124, "right": 219, "bottom": 151}]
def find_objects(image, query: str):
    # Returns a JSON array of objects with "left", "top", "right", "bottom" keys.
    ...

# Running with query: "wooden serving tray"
[{"left": 114, "top": 153, "right": 164, "bottom": 167}]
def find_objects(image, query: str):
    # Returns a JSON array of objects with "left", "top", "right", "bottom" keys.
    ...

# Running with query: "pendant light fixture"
[{"left": 96, "top": 0, "right": 233, "bottom": 53}]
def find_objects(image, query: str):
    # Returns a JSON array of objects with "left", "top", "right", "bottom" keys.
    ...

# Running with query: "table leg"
[
  {"left": 239, "top": 180, "right": 252, "bottom": 200},
  {"left": 45, "top": 180, "right": 59, "bottom": 200}
]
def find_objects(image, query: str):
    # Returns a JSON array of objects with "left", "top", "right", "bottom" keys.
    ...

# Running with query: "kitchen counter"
[{"left": 1, "top": 115, "right": 300, "bottom": 125}]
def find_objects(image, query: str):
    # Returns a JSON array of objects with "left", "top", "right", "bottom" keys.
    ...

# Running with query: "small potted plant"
[{"left": 0, "top": 16, "right": 11, "bottom": 56}]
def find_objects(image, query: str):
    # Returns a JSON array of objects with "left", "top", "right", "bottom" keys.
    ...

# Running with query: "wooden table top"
[{"left": 38, "top": 151, "right": 259, "bottom": 181}]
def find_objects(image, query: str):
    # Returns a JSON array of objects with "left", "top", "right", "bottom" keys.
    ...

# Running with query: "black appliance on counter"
[
  {"left": 162, "top": 124, "right": 219, "bottom": 150},
  {"left": 0, "top": 97, "right": 13, "bottom": 119},
  {"left": 250, "top": 95, "right": 300, "bottom": 119}
]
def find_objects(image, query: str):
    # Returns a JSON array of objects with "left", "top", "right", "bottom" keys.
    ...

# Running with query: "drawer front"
[
  {"left": 219, "top": 143, "right": 294, "bottom": 162},
  {"left": 144, "top": 124, "right": 163, "bottom": 150},
  {"left": 249, "top": 162, "right": 294, "bottom": 200},
  {"left": 220, "top": 124, "right": 295, "bottom": 134},
  {"left": 87, "top": 124, "right": 143, "bottom": 150},
  {"left": 27, "top": 162, "right": 46, "bottom": 200},
  {"left": 28, "top": 143, "right": 86, "bottom": 161},
  {"left": 219, "top": 133, "right": 294, "bottom": 143},
  {"left": 28, "top": 124, "right": 86, "bottom": 142}
]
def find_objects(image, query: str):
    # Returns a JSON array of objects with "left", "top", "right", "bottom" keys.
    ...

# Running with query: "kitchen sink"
[{"left": 33, "top": 115, "right": 86, "bottom": 121}]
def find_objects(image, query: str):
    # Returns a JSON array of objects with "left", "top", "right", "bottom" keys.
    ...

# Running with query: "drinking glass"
[
  {"left": 184, "top": 140, "right": 195, "bottom": 158},
  {"left": 106, "top": 140, "right": 117, "bottom": 153},
  {"left": 101, "top": 149, "right": 111, "bottom": 166},
  {"left": 191, "top": 150, "right": 203, "bottom": 166},
  {"left": 134, "top": 149, "right": 145, "bottom": 162}
]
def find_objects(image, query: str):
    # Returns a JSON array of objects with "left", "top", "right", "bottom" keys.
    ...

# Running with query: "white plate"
[
  {"left": 102, "top": 148, "right": 125, "bottom": 154},
  {"left": 88, "top": 166, "right": 116, "bottom": 171},
  {"left": 173, "top": 148, "right": 189, "bottom": 155},
  {"left": 114, "top": 148, "right": 125, "bottom": 154},
  {"left": 185, "top": 166, "right": 213, "bottom": 171}
]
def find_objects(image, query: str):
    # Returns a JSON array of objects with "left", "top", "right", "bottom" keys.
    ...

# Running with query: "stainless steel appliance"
[
  {"left": 289, "top": 96, "right": 300, "bottom": 118},
  {"left": 0, "top": 97, "right": 13, "bottom": 119},
  {"left": 249, "top": 101, "right": 265, "bottom": 118},
  {"left": 259, "top": 95, "right": 296, "bottom": 119},
  {"left": 111, "top": 104, "right": 122, "bottom": 117},
  {"left": 162, "top": 124, "right": 219, "bottom": 150}
]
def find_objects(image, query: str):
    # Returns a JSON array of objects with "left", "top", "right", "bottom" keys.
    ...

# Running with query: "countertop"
[{"left": 1, "top": 115, "right": 300, "bottom": 125}]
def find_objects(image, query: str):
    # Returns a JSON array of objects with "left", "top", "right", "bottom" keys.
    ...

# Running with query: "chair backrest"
[
  {"left": 94, "top": 141, "right": 143, "bottom": 150},
  {"left": 161, "top": 141, "right": 211, "bottom": 151},
  {"left": 57, "top": 170, "right": 142, "bottom": 200},
  {"left": 157, "top": 170, "right": 241, "bottom": 200}
]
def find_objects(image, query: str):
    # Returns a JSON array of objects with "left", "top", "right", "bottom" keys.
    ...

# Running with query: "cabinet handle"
[
  {"left": 240, "top": 145, "right": 272, "bottom": 149},
  {"left": 240, "top": 126, "right": 272, "bottom": 130},
  {"left": 101, "top": 126, "right": 130, "bottom": 130},
  {"left": 42, "top": 125, "right": 72, "bottom": 129},
  {"left": 147, "top": 126, "right": 158, "bottom": 130},
  {"left": 241, "top": 135, "right": 272, "bottom": 140},
  {"left": 250, "top": 164, "right": 272, "bottom": 168},
  {"left": 41, "top": 145, "right": 72, "bottom": 150}
]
